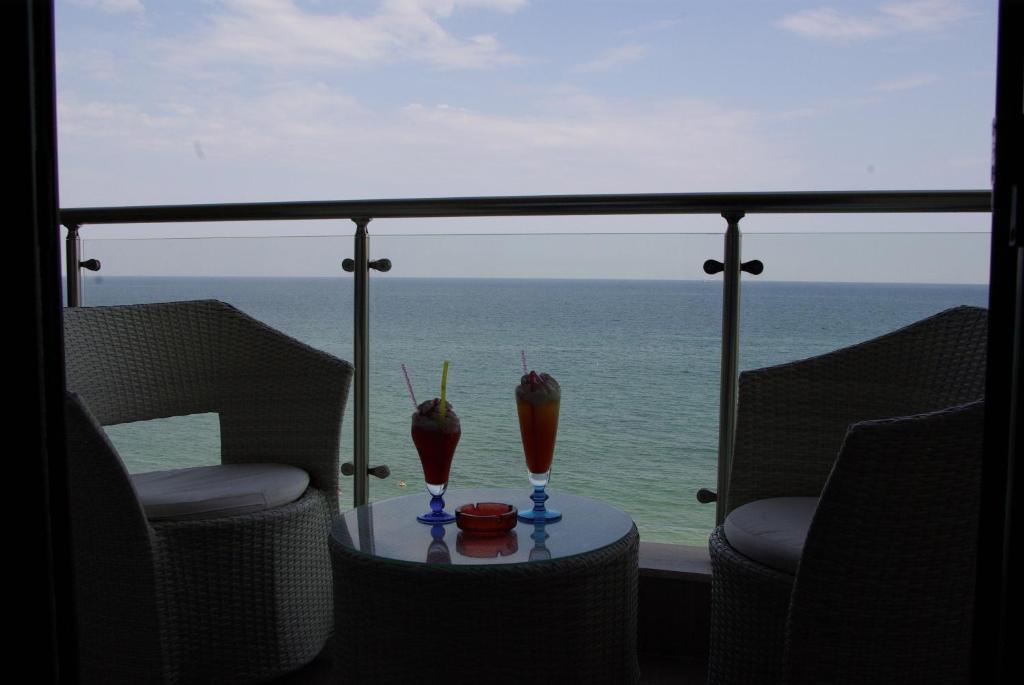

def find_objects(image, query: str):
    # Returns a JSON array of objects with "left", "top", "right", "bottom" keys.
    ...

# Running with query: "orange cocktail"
[
  {"left": 516, "top": 379, "right": 559, "bottom": 476},
  {"left": 516, "top": 370, "right": 562, "bottom": 522}
]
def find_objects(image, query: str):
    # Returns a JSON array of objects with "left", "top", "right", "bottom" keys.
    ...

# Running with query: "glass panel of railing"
[
  {"left": 739, "top": 226, "right": 989, "bottom": 371},
  {"left": 78, "top": 234, "right": 357, "bottom": 484},
  {"left": 367, "top": 231, "right": 725, "bottom": 545},
  {"left": 73, "top": 218, "right": 991, "bottom": 547}
]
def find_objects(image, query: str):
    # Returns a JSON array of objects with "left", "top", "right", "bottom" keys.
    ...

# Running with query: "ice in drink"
[
  {"left": 412, "top": 397, "right": 461, "bottom": 490},
  {"left": 516, "top": 371, "right": 560, "bottom": 484}
]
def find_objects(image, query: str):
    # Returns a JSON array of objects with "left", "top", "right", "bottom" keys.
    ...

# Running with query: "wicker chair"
[
  {"left": 64, "top": 300, "right": 353, "bottom": 684},
  {"left": 708, "top": 305, "right": 987, "bottom": 685}
]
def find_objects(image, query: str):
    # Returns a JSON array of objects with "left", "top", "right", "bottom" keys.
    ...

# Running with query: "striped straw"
[{"left": 401, "top": 363, "right": 417, "bottom": 408}]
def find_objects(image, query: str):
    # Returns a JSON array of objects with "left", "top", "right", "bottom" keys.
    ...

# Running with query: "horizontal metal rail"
[{"left": 60, "top": 190, "right": 991, "bottom": 227}]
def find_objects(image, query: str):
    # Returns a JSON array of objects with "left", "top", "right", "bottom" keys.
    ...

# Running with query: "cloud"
[
  {"left": 777, "top": 8, "right": 884, "bottom": 41},
  {"left": 57, "top": 81, "right": 800, "bottom": 207},
  {"left": 162, "top": 0, "right": 526, "bottom": 70},
  {"left": 778, "top": 0, "right": 973, "bottom": 42},
  {"left": 871, "top": 73, "right": 940, "bottom": 92},
  {"left": 59, "top": 82, "right": 366, "bottom": 157},
  {"left": 59, "top": 48, "right": 120, "bottom": 82},
  {"left": 57, "top": 96, "right": 191, "bottom": 144},
  {"left": 385, "top": 0, "right": 528, "bottom": 15},
  {"left": 67, "top": 0, "right": 144, "bottom": 13},
  {"left": 879, "top": 0, "right": 972, "bottom": 30},
  {"left": 572, "top": 44, "right": 649, "bottom": 73}
]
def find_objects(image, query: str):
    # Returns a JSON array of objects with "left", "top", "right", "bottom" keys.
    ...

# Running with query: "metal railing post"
[
  {"left": 341, "top": 225, "right": 391, "bottom": 503},
  {"left": 65, "top": 223, "right": 83, "bottom": 307},
  {"left": 715, "top": 211, "right": 744, "bottom": 525},
  {"left": 352, "top": 217, "right": 371, "bottom": 508}
]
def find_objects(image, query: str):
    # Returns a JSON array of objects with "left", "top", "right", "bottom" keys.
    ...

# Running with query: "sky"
[{"left": 55, "top": 0, "right": 998, "bottom": 282}]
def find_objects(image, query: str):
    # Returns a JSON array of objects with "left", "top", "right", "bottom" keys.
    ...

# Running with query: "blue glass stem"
[
  {"left": 417, "top": 492, "right": 455, "bottom": 524},
  {"left": 531, "top": 486, "right": 548, "bottom": 514},
  {"left": 518, "top": 485, "right": 562, "bottom": 523}
]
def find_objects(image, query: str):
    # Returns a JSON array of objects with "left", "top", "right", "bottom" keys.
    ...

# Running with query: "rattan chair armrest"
[{"left": 218, "top": 356, "right": 352, "bottom": 506}]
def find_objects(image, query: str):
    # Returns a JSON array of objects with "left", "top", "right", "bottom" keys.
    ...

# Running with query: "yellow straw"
[{"left": 439, "top": 360, "right": 449, "bottom": 419}]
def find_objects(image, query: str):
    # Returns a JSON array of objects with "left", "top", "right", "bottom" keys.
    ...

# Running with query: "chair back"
[
  {"left": 729, "top": 305, "right": 987, "bottom": 510},
  {"left": 64, "top": 300, "right": 353, "bottom": 501},
  {"left": 784, "top": 400, "right": 984, "bottom": 684},
  {"left": 64, "top": 299, "right": 339, "bottom": 424}
]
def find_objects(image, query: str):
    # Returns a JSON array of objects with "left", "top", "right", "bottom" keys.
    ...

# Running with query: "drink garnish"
[
  {"left": 413, "top": 398, "right": 461, "bottom": 431},
  {"left": 517, "top": 371, "right": 560, "bottom": 404}
]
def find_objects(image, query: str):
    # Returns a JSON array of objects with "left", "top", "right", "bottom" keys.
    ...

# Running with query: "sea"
[{"left": 82, "top": 276, "right": 988, "bottom": 546}]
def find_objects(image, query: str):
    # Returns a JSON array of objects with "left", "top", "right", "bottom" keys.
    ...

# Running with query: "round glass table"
[{"left": 329, "top": 487, "right": 639, "bottom": 684}]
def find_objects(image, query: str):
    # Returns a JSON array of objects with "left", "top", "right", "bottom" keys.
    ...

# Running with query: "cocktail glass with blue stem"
[
  {"left": 515, "top": 370, "right": 562, "bottom": 523},
  {"left": 411, "top": 396, "right": 461, "bottom": 524}
]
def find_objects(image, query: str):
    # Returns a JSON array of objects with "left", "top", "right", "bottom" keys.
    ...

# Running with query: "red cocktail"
[
  {"left": 516, "top": 371, "right": 562, "bottom": 522},
  {"left": 413, "top": 397, "right": 461, "bottom": 524}
]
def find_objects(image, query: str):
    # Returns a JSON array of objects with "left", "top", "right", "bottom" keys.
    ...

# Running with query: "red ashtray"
[{"left": 455, "top": 502, "right": 518, "bottom": 534}]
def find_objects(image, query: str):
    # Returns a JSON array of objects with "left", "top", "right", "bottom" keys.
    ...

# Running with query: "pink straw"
[
  {"left": 401, "top": 363, "right": 418, "bottom": 408},
  {"left": 520, "top": 350, "right": 528, "bottom": 375}
]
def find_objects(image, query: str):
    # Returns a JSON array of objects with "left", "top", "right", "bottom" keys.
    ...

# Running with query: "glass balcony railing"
[{"left": 70, "top": 200, "right": 991, "bottom": 547}]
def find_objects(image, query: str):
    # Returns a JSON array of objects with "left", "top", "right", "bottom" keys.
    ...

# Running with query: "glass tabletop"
[{"left": 330, "top": 487, "right": 635, "bottom": 566}]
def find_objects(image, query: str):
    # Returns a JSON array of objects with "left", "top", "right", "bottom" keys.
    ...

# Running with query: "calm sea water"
[{"left": 84, "top": 277, "right": 987, "bottom": 545}]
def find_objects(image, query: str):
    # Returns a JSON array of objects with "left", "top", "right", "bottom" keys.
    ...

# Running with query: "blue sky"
[{"left": 55, "top": 1, "right": 997, "bottom": 281}]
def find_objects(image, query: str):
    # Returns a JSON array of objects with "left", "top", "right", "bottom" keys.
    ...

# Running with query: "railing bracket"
[
  {"left": 707, "top": 259, "right": 763, "bottom": 275},
  {"left": 343, "top": 258, "right": 391, "bottom": 272},
  {"left": 696, "top": 489, "right": 718, "bottom": 504},
  {"left": 341, "top": 463, "right": 391, "bottom": 479},
  {"left": 741, "top": 260, "right": 763, "bottom": 275},
  {"left": 703, "top": 259, "right": 724, "bottom": 275}
]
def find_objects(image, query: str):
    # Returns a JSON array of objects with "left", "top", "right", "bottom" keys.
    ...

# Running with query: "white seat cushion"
[
  {"left": 131, "top": 463, "right": 310, "bottom": 521},
  {"left": 723, "top": 496, "right": 819, "bottom": 575}
]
